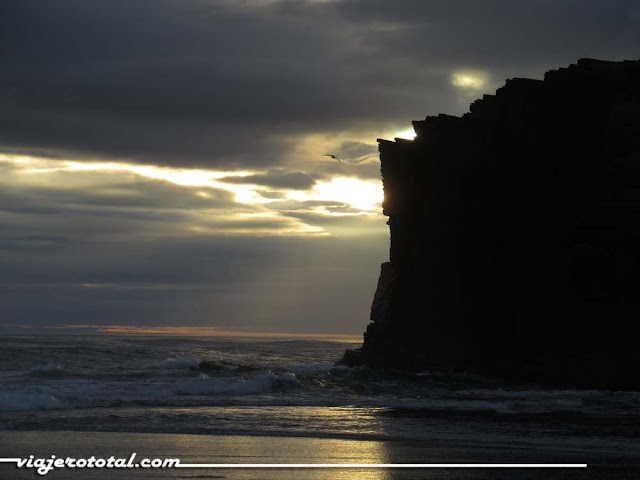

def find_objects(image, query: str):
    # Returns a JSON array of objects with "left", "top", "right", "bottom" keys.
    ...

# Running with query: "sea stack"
[{"left": 345, "top": 58, "right": 640, "bottom": 390}]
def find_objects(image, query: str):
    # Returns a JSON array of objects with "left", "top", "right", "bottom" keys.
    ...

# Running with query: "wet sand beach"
[{"left": 1, "top": 430, "right": 638, "bottom": 479}]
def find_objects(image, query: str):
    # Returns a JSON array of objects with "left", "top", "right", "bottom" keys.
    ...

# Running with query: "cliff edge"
[{"left": 345, "top": 58, "right": 640, "bottom": 390}]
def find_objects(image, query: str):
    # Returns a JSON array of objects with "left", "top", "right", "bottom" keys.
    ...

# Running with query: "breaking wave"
[
  {"left": 0, "top": 393, "right": 69, "bottom": 411},
  {"left": 171, "top": 371, "right": 301, "bottom": 395},
  {"left": 2, "top": 336, "right": 638, "bottom": 420},
  {"left": 27, "top": 363, "right": 66, "bottom": 377}
]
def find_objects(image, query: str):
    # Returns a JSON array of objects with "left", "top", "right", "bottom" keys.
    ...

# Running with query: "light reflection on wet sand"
[
  {"left": 3, "top": 431, "right": 392, "bottom": 480},
  {"left": 2, "top": 430, "right": 636, "bottom": 480}
]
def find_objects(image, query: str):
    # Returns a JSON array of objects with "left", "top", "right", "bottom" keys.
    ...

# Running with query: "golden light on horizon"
[{"left": 51, "top": 324, "right": 363, "bottom": 341}]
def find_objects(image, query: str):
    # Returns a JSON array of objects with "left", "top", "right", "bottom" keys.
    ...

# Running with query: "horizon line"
[{"left": 0, "top": 324, "right": 363, "bottom": 340}]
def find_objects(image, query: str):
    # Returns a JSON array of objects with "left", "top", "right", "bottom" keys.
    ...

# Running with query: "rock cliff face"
[{"left": 346, "top": 58, "right": 640, "bottom": 389}]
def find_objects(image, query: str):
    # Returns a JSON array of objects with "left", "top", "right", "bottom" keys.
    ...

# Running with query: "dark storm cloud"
[
  {"left": 287, "top": 0, "right": 640, "bottom": 66},
  {"left": 283, "top": 211, "right": 386, "bottom": 234},
  {"left": 220, "top": 170, "right": 318, "bottom": 190},
  {"left": 5, "top": 0, "right": 637, "bottom": 169},
  {"left": 269, "top": 199, "right": 363, "bottom": 214},
  {"left": 0, "top": 235, "right": 72, "bottom": 253},
  {"left": 0, "top": 179, "right": 238, "bottom": 211},
  {"left": 0, "top": 0, "right": 410, "bottom": 167},
  {"left": 335, "top": 142, "right": 378, "bottom": 160}
]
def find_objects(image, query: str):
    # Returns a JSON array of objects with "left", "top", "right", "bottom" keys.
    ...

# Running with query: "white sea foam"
[
  {"left": 155, "top": 357, "right": 201, "bottom": 369},
  {"left": 27, "top": 363, "right": 66, "bottom": 376},
  {"left": 172, "top": 371, "right": 301, "bottom": 396},
  {"left": 0, "top": 393, "right": 69, "bottom": 411},
  {"left": 0, "top": 371, "right": 304, "bottom": 411}
]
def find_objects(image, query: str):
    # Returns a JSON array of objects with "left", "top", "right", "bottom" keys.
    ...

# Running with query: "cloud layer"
[
  {"left": 4, "top": 0, "right": 637, "bottom": 169},
  {"left": 1, "top": 0, "right": 639, "bottom": 333}
]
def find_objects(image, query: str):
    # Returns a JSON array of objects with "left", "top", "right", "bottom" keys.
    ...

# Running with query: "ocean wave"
[
  {"left": 0, "top": 392, "right": 69, "bottom": 411},
  {"left": 155, "top": 357, "right": 201, "bottom": 369},
  {"left": 27, "top": 363, "right": 66, "bottom": 377},
  {"left": 171, "top": 371, "right": 301, "bottom": 395},
  {"left": 4, "top": 336, "right": 639, "bottom": 418},
  {"left": 0, "top": 371, "right": 303, "bottom": 411}
]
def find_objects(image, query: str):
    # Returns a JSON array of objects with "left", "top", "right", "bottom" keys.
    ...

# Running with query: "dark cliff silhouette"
[{"left": 345, "top": 58, "right": 640, "bottom": 389}]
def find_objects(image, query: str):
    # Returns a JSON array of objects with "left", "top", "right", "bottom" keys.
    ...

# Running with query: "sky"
[{"left": 1, "top": 0, "right": 639, "bottom": 336}]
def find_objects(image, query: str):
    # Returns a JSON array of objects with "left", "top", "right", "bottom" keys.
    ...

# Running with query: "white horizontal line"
[
  {"left": 0, "top": 458, "right": 587, "bottom": 469},
  {"left": 177, "top": 464, "right": 588, "bottom": 468}
]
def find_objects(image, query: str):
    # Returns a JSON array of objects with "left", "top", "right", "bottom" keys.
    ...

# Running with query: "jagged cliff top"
[
  {"left": 376, "top": 57, "right": 640, "bottom": 217},
  {"left": 378, "top": 58, "right": 640, "bottom": 145}
]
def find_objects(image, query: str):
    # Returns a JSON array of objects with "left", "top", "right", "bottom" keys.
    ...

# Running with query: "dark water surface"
[{"left": 0, "top": 334, "right": 638, "bottom": 477}]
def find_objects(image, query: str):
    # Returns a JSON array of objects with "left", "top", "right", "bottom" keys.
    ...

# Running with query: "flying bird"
[{"left": 322, "top": 154, "right": 341, "bottom": 163}]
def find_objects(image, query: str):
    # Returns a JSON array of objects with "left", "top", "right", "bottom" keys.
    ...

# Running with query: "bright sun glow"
[
  {"left": 288, "top": 177, "right": 383, "bottom": 212},
  {"left": 451, "top": 71, "right": 488, "bottom": 90},
  {"left": 1, "top": 154, "right": 384, "bottom": 218},
  {"left": 394, "top": 127, "right": 416, "bottom": 140}
]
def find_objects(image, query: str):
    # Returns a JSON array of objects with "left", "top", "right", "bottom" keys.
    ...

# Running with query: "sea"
[{"left": 1, "top": 334, "right": 639, "bottom": 474}]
